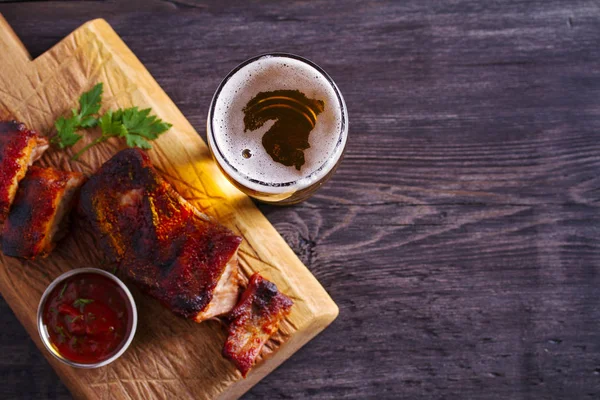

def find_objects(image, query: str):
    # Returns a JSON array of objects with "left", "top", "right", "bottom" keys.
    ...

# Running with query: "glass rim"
[{"left": 207, "top": 52, "right": 348, "bottom": 190}]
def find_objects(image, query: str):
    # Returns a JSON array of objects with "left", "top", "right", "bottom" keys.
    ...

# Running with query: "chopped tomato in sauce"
[{"left": 42, "top": 273, "right": 131, "bottom": 364}]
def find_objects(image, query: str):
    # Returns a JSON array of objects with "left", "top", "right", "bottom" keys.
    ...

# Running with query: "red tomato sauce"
[{"left": 41, "top": 273, "right": 131, "bottom": 364}]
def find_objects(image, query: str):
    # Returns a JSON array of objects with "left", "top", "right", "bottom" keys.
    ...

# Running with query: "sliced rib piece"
[
  {"left": 1, "top": 166, "right": 85, "bottom": 259},
  {"left": 0, "top": 120, "right": 49, "bottom": 222},
  {"left": 78, "top": 148, "right": 243, "bottom": 321},
  {"left": 223, "top": 273, "right": 293, "bottom": 377}
]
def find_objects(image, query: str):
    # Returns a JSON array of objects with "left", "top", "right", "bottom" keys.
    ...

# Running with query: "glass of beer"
[{"left": 207, "top": 53, "right": 348, "bottom": 205}]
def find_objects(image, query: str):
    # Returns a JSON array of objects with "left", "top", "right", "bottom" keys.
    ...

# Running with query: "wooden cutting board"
[{"left": 0, "top": 15, "right": 338, "bottom": 399}]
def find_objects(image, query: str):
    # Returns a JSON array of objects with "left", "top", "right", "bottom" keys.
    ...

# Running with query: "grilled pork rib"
[
  {"left": 1, "top": 167, "right": 85, "bottom": 259},
  {"left": 223, "top": 273, "right": 293, "bottom": 377},
  {"left": 0, "top": 121, "right": 49, "bottom": 222},
  {"left": 78, "top": 148, "right": 243, "bottom": 321}
]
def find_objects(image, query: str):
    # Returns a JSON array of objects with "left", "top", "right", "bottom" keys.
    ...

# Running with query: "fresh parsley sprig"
[
  {"left": 52, "top": 83, "right": 172, "bottom": 160},
  {"left": 71, "top": 107, "right": 172, "bottom": 161}
]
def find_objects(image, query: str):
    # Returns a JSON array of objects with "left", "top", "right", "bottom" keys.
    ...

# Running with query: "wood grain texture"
[
  {"left": 0, "top": 10, "right": 338, "bottom": 400},
  {"left": 1, "top": 0, "right": 600, "bottom": 399}
]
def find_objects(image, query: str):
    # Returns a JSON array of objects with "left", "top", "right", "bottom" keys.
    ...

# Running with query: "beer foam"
[{"left": 209, "top": 55, "right": 347, "bottom": 194}]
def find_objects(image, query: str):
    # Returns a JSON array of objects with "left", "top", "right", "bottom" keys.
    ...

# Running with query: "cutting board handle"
[{"left": 0, "top": 13, "right": 31, "bottom": 67}]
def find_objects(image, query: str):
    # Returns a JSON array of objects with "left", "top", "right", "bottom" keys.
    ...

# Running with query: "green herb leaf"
[
  {"left": 59, "top": 282, "right": 68, "bottom": 299},
  {"left": 65, "top": 315, "right": 82, "bottom": 324},
  {"left": 53, "top": 116, "right": 81, "bottom": 148},
  {"left": 99, "top": 111, "right": 125, "bottom": 137},
  {"left": 73, "top": 298, "right": 93, "bottom": 306},
  {"left": 125, "top": 133, "right": 153, "bottom": 149},
  {"left": 102, "top": 106, "right": 171, "bottom": 147},
  {"left": 55, "top": 325, "right": 71, "bottom": 339},
  {"left": 78, "top": 83, "right": 103, "bottom": 118},
  {"left": 52, "top": 83, "right": 103, "bottom": 149},
  {"left": 73, "top": 298, "right": 94, "bottom": 312},
  {"left": 70, "top": 336, "right": 80, "bottom": 347},
  {"left": 120, "top": 107, "right": 172, "bottom": 141},
  {"left": 79, "top": 115, "right": 99, "bottom": 128},
  {"left": 53, "top": 82, "right": 171, "bottom": 159}
]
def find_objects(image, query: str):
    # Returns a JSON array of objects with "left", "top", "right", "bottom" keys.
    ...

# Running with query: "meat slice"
[
  {"left": 223, "top": 273, "right": 293, "bottom": 377},
  {"left": 0, "top": 120, "right": 49, "bottom": 222},
  {"left": 78, "top": 148, "right": 243, "bottom": 321},
  {"left": 1, "top": 166, "right": 85, "bottom": 259}
]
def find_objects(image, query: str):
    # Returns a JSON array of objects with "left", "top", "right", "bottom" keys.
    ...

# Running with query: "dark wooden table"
[{"left": 1, "top": 0, "right": 600, "bottom": 398}]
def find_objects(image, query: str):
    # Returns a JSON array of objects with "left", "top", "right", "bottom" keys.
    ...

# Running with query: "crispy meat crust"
[
  {"left": 223, "top": 273, "right": 293, "bottom": 377},
  {"left": 78, "top": 148, "right": 242, "bottom": 320},
  {"left": 1, "top": 166, "right": 85, "bottom": 259},
  {"left": 0, "top": 120, "right": 48, "bottom": 222}
]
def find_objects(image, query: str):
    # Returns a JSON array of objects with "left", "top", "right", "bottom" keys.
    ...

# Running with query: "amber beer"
[{"left": 207, "top": 53, "right": 348, "bottom": 205}]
